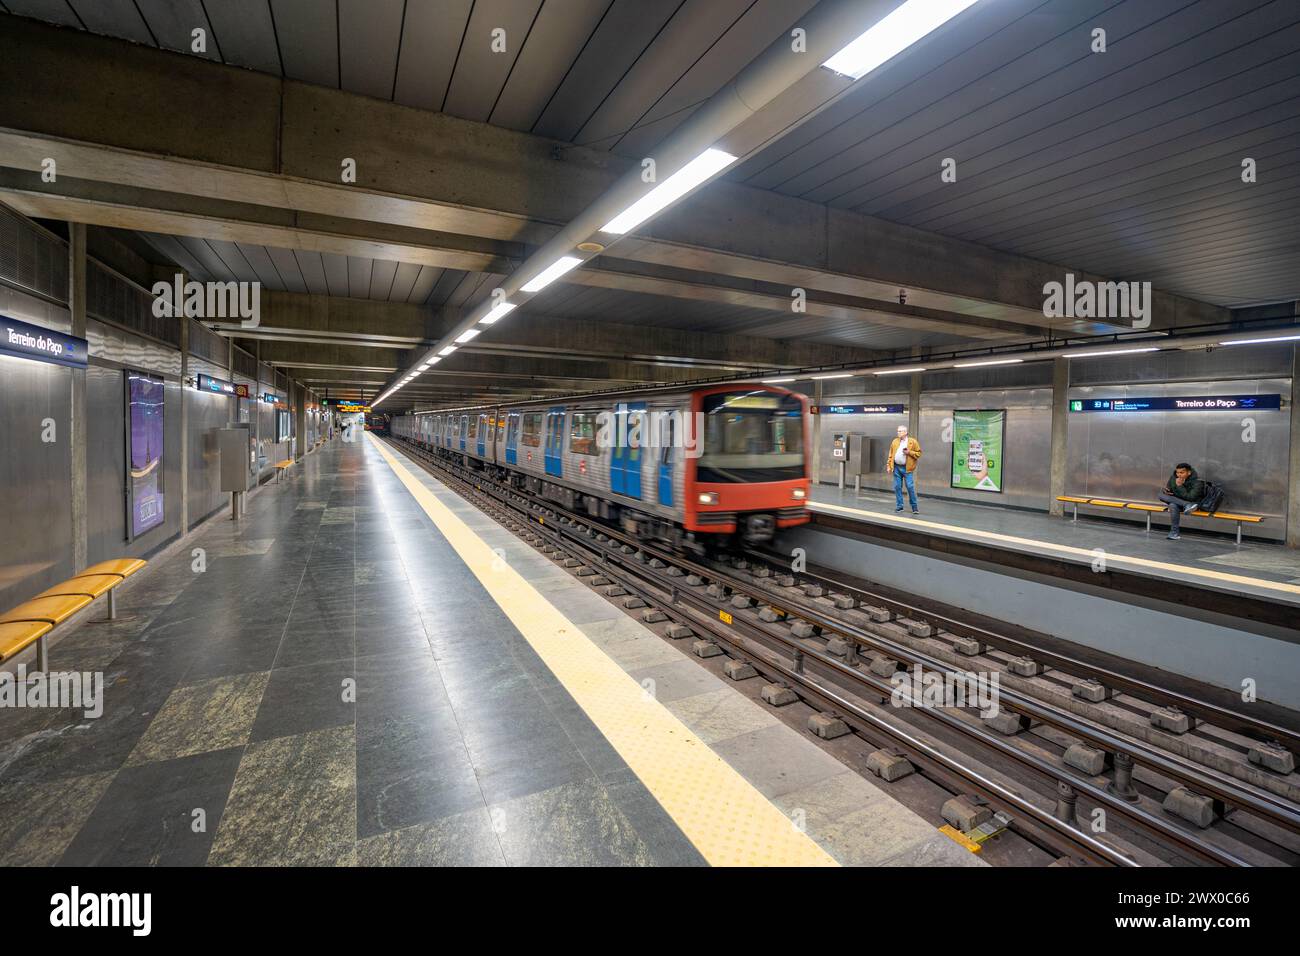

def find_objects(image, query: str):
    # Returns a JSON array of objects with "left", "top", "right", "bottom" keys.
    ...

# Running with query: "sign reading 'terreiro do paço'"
[{"left": 0, "top": 315, "right": 88, "bottom": 369}]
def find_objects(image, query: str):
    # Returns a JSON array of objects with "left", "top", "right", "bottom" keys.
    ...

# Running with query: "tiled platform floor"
[
  {"left": 812, "top": 485, "right": 1300, "bottom": 596},
  {"left": 0, "top": 438, "right": 980, "bottom": 867}
]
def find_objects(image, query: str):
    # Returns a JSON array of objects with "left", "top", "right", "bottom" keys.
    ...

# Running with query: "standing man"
[
  {"left": 887, "top": 425, "right": 923, "bottom": 515},
  {"left": 1157, "top": 462, "right": 1205, "bottom": 540}
]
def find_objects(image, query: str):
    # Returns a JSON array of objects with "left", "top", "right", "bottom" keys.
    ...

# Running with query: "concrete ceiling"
[{"left": 1, "top": 0, "right": 1291, "bottom": 409}]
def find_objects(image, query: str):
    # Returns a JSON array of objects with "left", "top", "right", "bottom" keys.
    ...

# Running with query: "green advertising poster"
[{"left": 950, "top": 410, "right": 1005, "bottom": 492}]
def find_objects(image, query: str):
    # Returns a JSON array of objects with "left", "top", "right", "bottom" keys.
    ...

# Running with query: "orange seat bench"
[
  {"left": 0, "top": 558, "right": 147, "bottom": 671},
  {"left": 1056, "top": 496, "right": 1264, "bottom": 544}
]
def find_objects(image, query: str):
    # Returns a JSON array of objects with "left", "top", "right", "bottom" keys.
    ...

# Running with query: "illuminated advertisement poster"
[
  {"left": 950, "top": 409, "right": 1005, "bottom": 493},
  {"left": 128, "top": 371, "right": 165, "bottom": 536}
]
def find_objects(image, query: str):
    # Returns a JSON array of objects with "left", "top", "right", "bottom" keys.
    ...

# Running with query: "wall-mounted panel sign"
[
  {"left": 127, "top": 371, "right": 165, "bottom": 537},
  {"left": 1069, "top": 395, "right": 1281, "bottom": 413},
  {"left": 196, "top": 373, "right": 249, "bottom": 398},
  {"left": 334, "top": 403, "right": 371, "bottom": 413},
  {"left": 813, "top": 404, "right": 906, "bottom": 415},
  {"left": 0, "top": 315, "right": 88, "bottom": 368},
  {"left": 951, "top": 409, "right": 1005, "bottom": 493}
]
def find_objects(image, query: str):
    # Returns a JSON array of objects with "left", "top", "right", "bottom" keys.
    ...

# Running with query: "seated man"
[{"left": 1157, "top": 462, "right": 1205, "bottom": 540}]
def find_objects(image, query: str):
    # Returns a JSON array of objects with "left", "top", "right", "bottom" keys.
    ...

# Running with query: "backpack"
[{"left": 1198, "top": 481, "right": 1225, "bottom": 514}]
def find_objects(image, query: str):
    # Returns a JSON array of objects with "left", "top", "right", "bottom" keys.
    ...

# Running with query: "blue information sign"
[
  {"left": 1069, "top": 395, "right": 1281, "bottom": 413},
  {"left": 0, "top": 315, "right": 88, "bottom": 368},
  {"left": 815, "top": 404, "right": 906, "bottom": 415}
]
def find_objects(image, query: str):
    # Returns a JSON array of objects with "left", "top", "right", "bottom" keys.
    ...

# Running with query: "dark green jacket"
[{"left": 1165, "top": 467, "right": 1205, "bottom": 503}]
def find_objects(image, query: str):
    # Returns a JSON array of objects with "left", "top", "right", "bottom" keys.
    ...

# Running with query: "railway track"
[{"left": 387, "top": 437, "right": 1300, "bottom": 867}]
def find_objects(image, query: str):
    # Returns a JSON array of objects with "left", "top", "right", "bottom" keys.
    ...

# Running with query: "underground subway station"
[{"left": 0, "top": 0, "right": 1296, "bottom": 931}]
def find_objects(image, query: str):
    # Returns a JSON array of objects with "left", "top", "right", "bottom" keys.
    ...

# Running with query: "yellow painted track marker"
[
  {"left": 938, "top": 825, "right": 982, "bottom": 853},
  {"left": 811, "top": 501, "right": 1300, "bottom": 598},
  {"left": 369, "top": 435, "right": 837, "bottom": 867}
]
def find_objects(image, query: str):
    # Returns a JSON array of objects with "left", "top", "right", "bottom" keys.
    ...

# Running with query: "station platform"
[
  {"left": 809, "top": 486, "right": 1300, "bottom": 618},
  {"left": 0, "top": 436, "right": 980, "bottom": 868}
]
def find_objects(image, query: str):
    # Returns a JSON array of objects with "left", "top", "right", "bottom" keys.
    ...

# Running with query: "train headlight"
[
  {"left": 698, "top": 492, "right": 719, "bottom": 505},
  {"left": 792, "top": 488, "right": 806, "bottom": 500}
]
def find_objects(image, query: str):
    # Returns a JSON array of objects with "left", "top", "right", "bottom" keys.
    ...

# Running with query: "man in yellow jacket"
[{"left": 886, "top": 425, "right": 922, "bottom": 514}]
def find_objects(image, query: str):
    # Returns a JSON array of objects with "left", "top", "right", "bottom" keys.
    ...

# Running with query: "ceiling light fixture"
[
  {"left": 812, "top": 372, "right": 854, "bottom": 380},
  {"left": 521, "top": 256, "right": 583, "bottom": 293},
  {"left": 439, "top": 346, "right": 458, "bottom": 356},
  {"left": 761, "top": 377, "right": 798, "bottom": 384},
  {"left": 874, "top": 366, "right": 927, "bottom": 375},
  {"left": 600, "top": 148, "right": 737, "bottom": 235},
  {"left": 823, "top": 0, "right": 983, "bottom": 80},
  {"left": 1061, "top": 347, "right": 1160, "bottom": 359},
  {"left": 952, "top": 358, "right": 1024, "bottom": 368},
  {"left": 454, "top": 329, "right": 481, "bottom": 344},
  {"left": 1220, "top": 333, "right": 1300, "bottom": 346},
  {"left": 479, "top": 302, "right": 517, "bottom": 325}
]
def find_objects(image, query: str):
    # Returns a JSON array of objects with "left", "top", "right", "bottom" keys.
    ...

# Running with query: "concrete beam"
[
  {"left": 0, "top": 16, "right": 1229, "bottom": 339},
  {"left": 216, "top": 290, "right": 882, "bottom": 370}
]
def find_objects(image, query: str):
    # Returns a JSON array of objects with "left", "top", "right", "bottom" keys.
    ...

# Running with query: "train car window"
[
  {"left": 696, "top": 391, "right": 804, "bottom": 483},
  {"left": 628, "top": 411, "right": 643, "bottom": 462},
  {"left": 521, "top": 412, "right": 543, "bottom": 446},
  {"left": 467, "top": 416, "right": 478, "bottom": 439},
  {"left": 660, "top": 417, "right": 675, "bottom": 465},
  {"left": 569, "top": 412, "right": 599, "bottom": 456}
]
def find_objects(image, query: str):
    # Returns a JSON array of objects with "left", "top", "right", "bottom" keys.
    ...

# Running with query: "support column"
[
  {"left": 811, "top": 380, "right": 823, "bottom": 485},
  {"left": 295, "top": 382, "right": 306, "bottom": 460},
  {"left": 1288, "top": 347, "right": 1300, "bottom": 548},
  {"left": 68, "top": 223, "right": 88, "bottom": 572},
  {"left": 1048, "top": 357, "right": 1070, "bottom": 515},
  {"left": 179, "top": 305, "right": 190, "bottom": 531},
  {"left": 254, "top": 341, "right": 261, "bottom": 483},
  {"left": 907, "top": 372, "right": 922, "bottom": 439}
]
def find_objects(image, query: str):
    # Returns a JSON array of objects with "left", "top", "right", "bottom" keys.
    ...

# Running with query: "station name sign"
[
  {"left": 812, "top": 404, "right": 906, "bottom": 415},
  {"left": 0, "top": 315, "right": 88, "bottom": 369},
  {"left": 1069, "top": 395, "right": 1281, "bottom": 413},
  {"left": 196, "top": 373, "right": 250, "bottom": 398}
]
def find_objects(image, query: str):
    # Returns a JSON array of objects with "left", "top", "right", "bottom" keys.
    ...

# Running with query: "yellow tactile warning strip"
[
  {"left": 811, "top": 501, "right": 1300, "bottom": 599},
  {"left": 368, "top": 435, "right": 837, "bottom": 867}
]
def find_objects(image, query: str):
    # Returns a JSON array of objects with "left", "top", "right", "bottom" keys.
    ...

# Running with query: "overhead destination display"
[
  {"left": 196, "top": 373, "right": 250, "bottom": 398},
  {"left": 0, "top": 315, "right": 88, "bottom": 368},
  {"left": 1069, "top": 395, "right": 1282, "bottom": 413}
]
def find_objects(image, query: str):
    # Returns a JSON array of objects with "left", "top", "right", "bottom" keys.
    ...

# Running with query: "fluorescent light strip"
[
  {"left": 601, "top": 148, "right": 737, "bottom": 235},
  {"left": 953, "top": 358, "right": 1023, "bottom": 368},
  {"left": 761, "top": 377, "right": 797, "bottom": 383},
  {"left": 418, "top": 363, "right": 430, "bottom": 371},
  {"left": 520, "top": 256, "right": 582, "bottom": 293},
  {"left": 1062, "top": 347, "right": 1160, "bottom": 359},
  {"left": 454, "top": 328, "right": 481, "bottom": 344},
  {"left": 874, "top": 366, "right": 926, "bottom": 375},
  {"left": 812, "top": 372, "right": 854, "bottom": 380},
  {"left": 823, "top": 0, "right": 982, "bottom": 80},
  {"left": 439, "top": 346, "right": 458, "bottom": 356},
  {"left": 1220, "top": 334, "right": 1300, "bottom": 346},
  {"left": 479, "top": 302, "right": 517, "bottom": 325}
]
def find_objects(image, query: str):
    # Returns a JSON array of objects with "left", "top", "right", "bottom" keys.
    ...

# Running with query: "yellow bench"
[
  {"left": 1056, "top": 496, "right": 1264, "bottom": 544},
  {"left": 0, "top": 558, "right": 146, "bottom": 671},
  {"left": 274, "top": 459, "right": 294, "bottom": 482}
]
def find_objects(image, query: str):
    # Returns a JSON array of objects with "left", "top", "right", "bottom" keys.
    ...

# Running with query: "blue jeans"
[
  {"left": 1158, "top": 491, "right": 1197, "bottom": 532},
  {"left": 893, "top": 468, "right": 917, "bottom": 511}
]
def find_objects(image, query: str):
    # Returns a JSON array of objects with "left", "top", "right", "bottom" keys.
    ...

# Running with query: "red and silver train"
[{"left": 391, "top": 384, "right": 810, "bottom": 552}]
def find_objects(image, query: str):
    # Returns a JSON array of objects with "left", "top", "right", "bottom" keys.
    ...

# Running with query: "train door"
[
  {"left": 610, "top": 402, "right": 645, "bottom": 499},
  {"left": 658, "top": 415, "right": 675, "bottom": 506},
  {"left": 476, "top": 414, "right": 488, "bottom": 457},
  {"left": 544, "top": 406, "right": 564, "bottom": 477},
  {"left": 505, "top": 413, "right": 519, "bottom": 465},
  {"left": 459, "top": 415, "right": 467, "bottom": 452}
]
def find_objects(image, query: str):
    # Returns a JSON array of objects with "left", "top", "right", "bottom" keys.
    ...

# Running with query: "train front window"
[{"left": 696, "top": 391, "right": 804, "bottom": 483}]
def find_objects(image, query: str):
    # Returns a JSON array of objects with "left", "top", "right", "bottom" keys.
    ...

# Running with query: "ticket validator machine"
[
  {"left": 831, "top": 433, "right": 851, "bottom": 488},
  {"left": 219, "top": 423, "right": 254, "bottom": 519}
]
